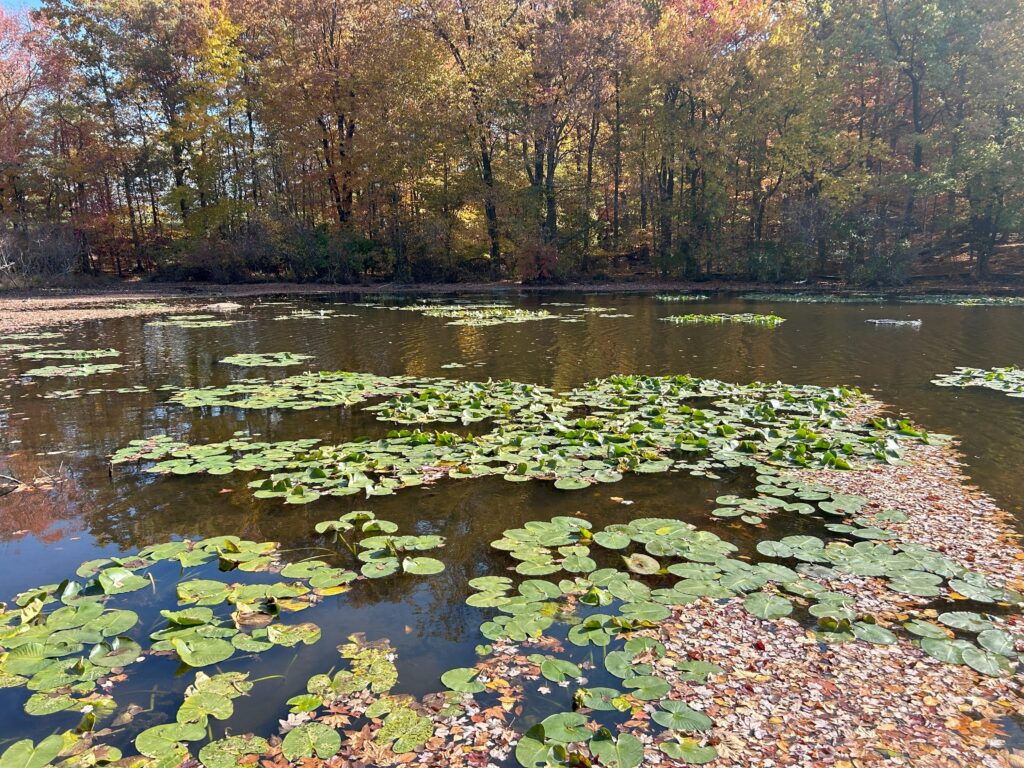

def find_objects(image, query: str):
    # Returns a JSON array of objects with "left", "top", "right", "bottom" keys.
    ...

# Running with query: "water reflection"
[{"left": 1, "top": 292, "right": 1023, "bottom": 747}]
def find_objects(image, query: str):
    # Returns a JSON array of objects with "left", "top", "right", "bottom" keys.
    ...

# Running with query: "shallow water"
[{"left": 1, "top": 292, "right": 1022, "bottom": 753}]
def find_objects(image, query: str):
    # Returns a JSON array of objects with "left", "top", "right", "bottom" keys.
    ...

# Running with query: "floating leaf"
[
  {"left": 977, "top": 629, "right": 1016, "bottom": 657},
  {"left": 280, "top": 722, "right": 341, "bottom": 761},
  {"left": 135, "top": 722, "right": 206, "bottom": 759},
  {"left": 402, "top": 556, "right": 445, "bottom": 575},
  {"left": 744, "top": 592, "right": 793, "bottom": 620},
  {"left": 852, "top": 621, "right": 897, "bottom": 645},
  {"left": 623, "top": 553, "right": 660, "bottom": 575},
  {"left": 540, "top": 712, "right": 591, "bottom": 743},
  {"left": 515, "top": 724, "right": 561, "bottom": 768},
  {"left": 659, "top": 738, "right": 718, "bottom": 764},
  {"left": 0, "top": 736, "right": 66, "bottom": 768},
  {"left": 653, "top": 701, "right": 713, "bottom": 732},
  {"left": 172, "top": 637, "right": 234, "bottom": 667},
  {"left": 938, "top": 611, "right": 994, "bottom": 633},
  {"left": 539, "top": 658, "right": 581, "bottom": 683},
  {"left": 198, "top": 736, "right": 270, "bottom": 768},
  {"left": 622, "top": 675, "right": 671, "bottom": 700},
  {"left": 87, "top": 635, "right": 141, "bottom": 669},
  {"left": 441, "top": 667, "right": 484, "bottom": 694},
  {"left": 590, "top": 729, "right": 644, "bottom": 768},
  {"left": 962, "top": 646, "right": 1010, "bottom": 677}
]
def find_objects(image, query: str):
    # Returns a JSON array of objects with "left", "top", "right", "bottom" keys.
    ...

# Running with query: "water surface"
[{"left": 1, "top": 292, "right": 1021, "bottom": 751}]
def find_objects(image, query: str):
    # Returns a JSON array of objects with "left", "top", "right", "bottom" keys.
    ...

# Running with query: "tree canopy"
[{"left": 1, "top": 0, "right": 1022, "bottom": 283}]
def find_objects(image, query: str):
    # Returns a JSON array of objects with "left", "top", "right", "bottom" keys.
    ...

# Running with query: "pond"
[{"left": 0, "top": 292, "right": 1021, "bottom": 766}]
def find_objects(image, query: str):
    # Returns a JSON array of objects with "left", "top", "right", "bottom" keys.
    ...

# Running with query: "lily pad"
[{"left": 280, "top": 722, "right": 341, "bottom": 761}]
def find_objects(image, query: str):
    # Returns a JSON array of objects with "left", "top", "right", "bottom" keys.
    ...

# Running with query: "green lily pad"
[
  {"left": 962, "top": 646, "right": 1011, "bottom": 677},
  {"left": 659, "top": 738, "right": 717, "bottom": 764},
  {"left": 402, "top": 557, "right": 445, "bottom": 575},
  {"left": 540, "top": 712, "right": 591, "bottom": 743},
  {"left": 198, "top": 736, "right": 270, "bottom": 768},
  {"left": 589, "top": 729, "right": 643, "bottom": 768},
  {"left": 622, "top": 674, "right": 671, "bottom": 700},
  {"left": 852, "top": 621, "right": 898, "bottom": 645},
  {"left": 88, "top": 636, "right": 141, "bottom": 668},
  {"left": 623, "top": 553, "right": 660, "bottom": 575},
  {"left": 281, "top": 722, "right": 341, "bottom": 761},
  {"left": 744, "top": 592, "right": 793, "bottom": 620},
  {"left": 653, "top": 700, "right": 713, "bottom": 732},
  {"left": 0, "top": 735, "right": 66, "bottom": 768},
  {"left": 135, "top": 721, "right": 206, "bottom": 759},
  {"left": 938, "top": 611, "right": 995, "bottom": 633},
  {"left": 977, "top": 629, "right": 1016, "bottom": 657},
  {"left": 172, "top": 637, "right": 235, "bottom": 667},
  {"left": 441, "top": 667, "right": 484, "bottom": 694}
]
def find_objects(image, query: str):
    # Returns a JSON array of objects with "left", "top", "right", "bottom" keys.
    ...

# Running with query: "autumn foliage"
[{"left": 0, "top": 0, "right": 1022, "bottom": 284}]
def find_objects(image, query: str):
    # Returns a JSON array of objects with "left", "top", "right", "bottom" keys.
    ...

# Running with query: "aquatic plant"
[
  {"left": 662, "top": 313, "right": 785, "bottom": 326},
  {"left": 742, "top": 292, "right": 885, "bottom": 304},
  {"left": 23, "top": 363, "right": 124, "bottom": 378},
  {"left": 655, "top": 294, "right": 709, "bottom": 302},
  {"left": 117, "top": 374, "right": 939, "bottom": 506},
  {"left": 897, "top": 294, "right": 1024, "bottom": 306},
  {"left": 148, "top": 314, "right": 241, "bottom": 328},
  {"left": 219, "top": 352, "right": 314, "bottom": 367},
  {"left": 41, "top": 385, "right": 162, "bottom": 399},
  {"left": 0, "top": 511, "right": 448, "bottom": 766},
  {"left": 1, "top": 331, "right": 63, "bottom": 340},
  {"left": 408, "top": 304, "right": 556, "bottom": 326},
  {"left": 932, "top": 366, "right": 1024, "bottom": 397},
  {"left": 12, "top": 369, "right": 1021, "bottom": 768},
  {"left": 17, "top": 348, "right": 120, "bottom": 361}
]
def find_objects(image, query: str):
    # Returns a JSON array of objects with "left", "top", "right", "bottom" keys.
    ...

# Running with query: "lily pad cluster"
[
  {"left": 1, "top": 331, "right": 63, "bottom": 340},
  {"left": 0, "top": 537, "right": 328, "bottom": 706},
  {"left": 198, "top": 635, "right": 437, "bottom": 765},
  {"left": 932, "top": 366, "right": 1024, "bottom": 397},
  {"left": 23, "top": 363, "right": 124, "bottom": 378},
  {"left": 662, "top": 313, "right": 785, "bottom": 327},
  {"left": 219, "top": 352, "right": 314, "bottom": 368},
  {"left": 742, "top": 292, "right": 885, "bottom": 304},
  {"left": 460, "top": 516, "right": 738, "bottom": 765},
  {"left": 168, "top": 371, "right": 416, "bottom": 409},
  {"left": 0, "top": 509, "right": 449, "bottom": 767},
  {"left": 897, "top": 294, "right": 1024, "bottom": 306},
  {"left": 16, "top": 348, "right": 120, "bottom": 361},
  {"left": 396, "top": 303, "right": 556, "bottom": 326},
  {"left": 365, "top": 379, "right": 567, "bottom": 424},
  {"left": 462, "top": 504, "right": 1020, "bottom": 764},
  {"left": 99, "top": 370, "right": 1022, "bottom": 767},
  {"left": 710, "top": 470, "right": 833, "bottom": 525},
  {"left": 41, "top": 385, "right": 171, "bottom": 400},
  {"left": 274, "top": 308, "right": 353, "bottom": 320},
  {"left": 655, "top": 294, "right": 709, "bottom": 302},
  {"left": 147, "top": 314, "right": 240, "bottom": 328},
  {"left": 314, "top": 510, "right": 446, "bottom": 578},
  {"left": 740, "top": 292, "right": 1024, "bottom": 306},
  {"left": 115, "top": 374, "right": 936, "bottom": 502}
]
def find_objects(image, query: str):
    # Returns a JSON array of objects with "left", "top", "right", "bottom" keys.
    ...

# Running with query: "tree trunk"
[
  {"left": 478, "top": 136, "right": 501, "bottom": 279},
  {"left": 316, "top": 116, "right": 346, "bottom": 225},
  {"left": 543, "top": 138, "right": 557, "bottom": 244},
  {"left": 581, "top": 104, "right": 600, "bottom": 272},
  {"left": 612, "top": 71, "right": 622, "bottom": 251}
]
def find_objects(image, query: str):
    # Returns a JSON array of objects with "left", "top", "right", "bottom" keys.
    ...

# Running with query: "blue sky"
[{"left": 2, "top": 0, "right": 39, "bottom": 11}]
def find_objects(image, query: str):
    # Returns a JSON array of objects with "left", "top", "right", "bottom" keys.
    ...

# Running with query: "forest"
[{"left": 1, "top": 0, "right": 1022, "bottom": 285}]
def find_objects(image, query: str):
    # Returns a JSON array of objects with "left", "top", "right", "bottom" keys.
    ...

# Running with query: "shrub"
[{"left": 0, "top": 225, "right": 84, "bottom": 287}]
